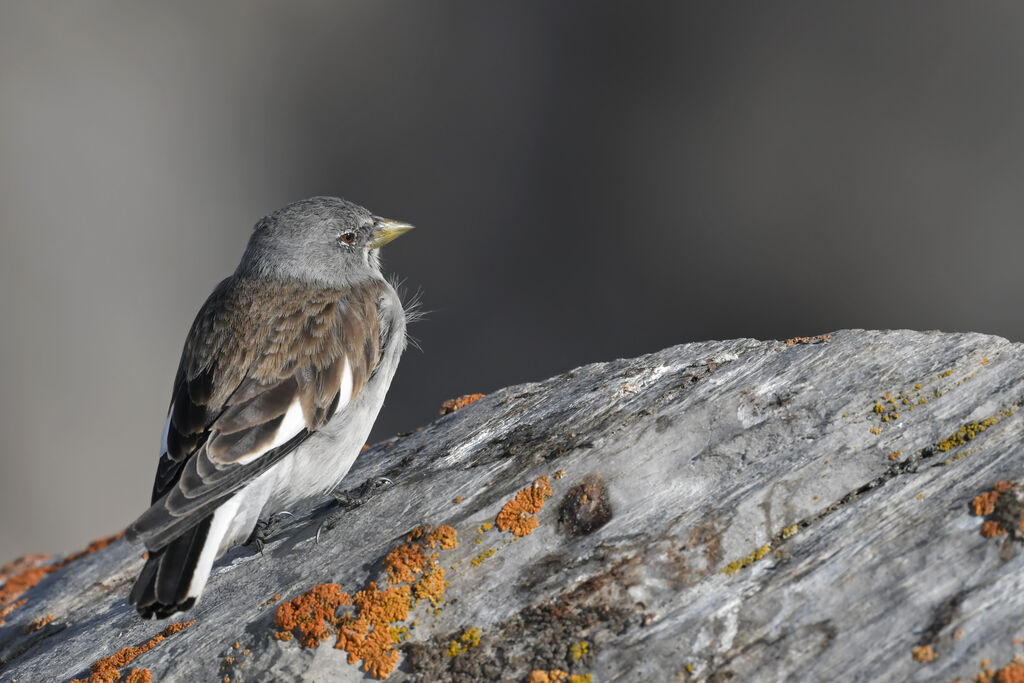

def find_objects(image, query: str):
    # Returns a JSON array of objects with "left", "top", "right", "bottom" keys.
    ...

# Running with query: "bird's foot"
[
  {"left": 245, "top": 511, "right": 294, "bottom": 555},
  {"left": 316, "top": 477, "right": 394, "bottom": 544}
]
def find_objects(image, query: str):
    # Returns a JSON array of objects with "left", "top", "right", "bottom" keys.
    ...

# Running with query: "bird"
[{"left": 125, "top": 196, "right": 413, "bottom": 619}]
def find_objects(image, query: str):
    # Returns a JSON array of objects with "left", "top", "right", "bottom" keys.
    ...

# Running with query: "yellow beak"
[{"left": 368, "top": 219, "right": 415, "bottom": 249}]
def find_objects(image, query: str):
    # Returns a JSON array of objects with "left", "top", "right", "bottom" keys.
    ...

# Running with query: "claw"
[
  {"left": 246, "top": 510, "right": 296, "bottom": 555},
  {"left": 316, "top": 477, "right": 396, "bottom": 544}
]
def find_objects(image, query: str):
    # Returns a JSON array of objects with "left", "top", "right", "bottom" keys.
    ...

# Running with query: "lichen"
[
  {"left": 497, "top": 475, "right": 554, "bottom": 537},
  {"left": 274, "top": 519, "right": 463, "bottom": 680},
  {"left": 413, "top": 564, "right": 447, "bottom": 607},
  {"left": 440, "top": 393, "right": 485, "bottom": 415},
  {"left": 569, "top": 640, "right": 589, "bottom": 661},
  {"left": 354, "top": 582, "right": 412, "bottom": 626},
  {"left": 124, "top": 670, "right": 152, "bottom": 683},
  {"left": 972, "top": 656, "right": 1024, "bottom": 683},
  {"left": 936, "top": 416, "right": 1004, "bottom": 452},
  {"left": 274, "top": 583, "right": 351, "bottom": 647},
  {"left": 970, "top": 481, "right": 1021, "bottom": 539},
  {"left": 0, "top": 531, "right": 123, "bottom": 626},
  {"left": 427, "top": 525, "right": 458, "bottom": 550},
  {"left": 71, "top": 620, "right": 195, "bottom": 683},
  {"left": 384, "top": 544, "right": 428, "bottom": 584},
  {"left": 471, "top": 548, "right": 497, "bottom": 567},
  {"left": 446, "top": 626, "right": 481, "bottom": 656},
  {"left": 25, "top": 613, "right": 54, "bottom": 633},
  {"left": 912, "top": 644, "right": 937, "bottom": 663},
  {"left": 784, "top": 334, "right": 831, "bottom": 346},
  {"left": 526, "top": 671, "right": 569, "bottom": 683},
  {"left": 722, "top": 544, "right": 771, "bottom": 576}
]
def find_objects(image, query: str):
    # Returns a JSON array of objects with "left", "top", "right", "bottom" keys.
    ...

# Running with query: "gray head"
[{"left": 236, "top": 196, "right": 413, "bottom": 288}]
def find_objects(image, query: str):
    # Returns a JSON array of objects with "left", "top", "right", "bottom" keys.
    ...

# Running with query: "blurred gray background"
[{"left": 3, "top": 2, "right": 1024, "bottom": 559}]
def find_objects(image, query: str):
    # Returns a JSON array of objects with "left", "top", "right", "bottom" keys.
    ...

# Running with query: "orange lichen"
[
  {"left": 427, "top": 525, "right": 458, "bottom": 550},
  {"left": 971, "top": 481, "right": 1020, "bottom": 538},
  {"left": 60, "top": 531, "right": 124, "bottom": 566},
  {"left": 785, "top": 334, "right": 832, "bottom": 346},
  {"left": 0, "top": 554, "right": 51, "bottom": 619},
  {"left": 0, "top": 532, "right": 123, "bottom": 626},
  {"left": 974, "top": 657, "right": 1024, "bottom": 683},
  {"left": 453, "top": 496, "right": 465, "bottom": 504},
  {"left": 276, "top": 520, "right": 462, "bottom": 679},
  {"left": 526, "top": 671, "right": 569, "bottom": 683},
  {"left": 440, "top": 393, "right": 485, "bottom": 414},
  {"left": 496, "top": 475, "right": 554, "bottom": 537},
  {"left": 323, "top": 583, "right": 413, "bottom": 679},
  {"left": 261, "top": 593, "right": 281, "bottom": 607},
  {"left": 413, "top": 564, "right": 446, "bottom": 607},
  {"left": 71, "top": 620, "right": 195, "bottom": 683},
  {"left": 982, "top": 521, "right": 1007, "bottom": 538},
  {"left": 869, "top": 427, "right": 882, "bottom": 435},
  {"left": 0, "top": 599, "right": 27, "bottom": 627},
  {"left": 912, "top": 644, "right": 937, "bottom": 663},
  {"left": 888, "top": 451, "right": 902, "bottom": 461},
  {"left": 274, "top": 583, "right": 351, "bottom": 647},
  {"left": 346, "top": 623, "right": 401, "bottom": 678},
  {"left": 124, "top": 670, "right": 152, "bottom": 683},
  {"left": 974, "top": 491, "right": 1000, "bottom": 516},
  {"left": 554, "top": 469, "right": 565, "bottom": 480},
  {"left": 25, "top": 613, "right": 54, "bottom": 633},
  {"left": 383, "top": 544, "right": 428, "bottom": 584},
  {"left": 353, "top": 582, "right": 411, "bottom": 626}
]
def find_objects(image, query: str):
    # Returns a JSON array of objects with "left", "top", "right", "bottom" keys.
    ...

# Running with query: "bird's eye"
[{"left": 339, "top": 232, "right": 356, "bottom": 245}]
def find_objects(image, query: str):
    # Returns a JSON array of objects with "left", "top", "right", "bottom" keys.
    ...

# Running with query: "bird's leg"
[
  {"left": 245, "top": 511, "right": 295, "bottom": 555},
  {"left": 316, "top": 477, "right": 394, "bottom": 543}
]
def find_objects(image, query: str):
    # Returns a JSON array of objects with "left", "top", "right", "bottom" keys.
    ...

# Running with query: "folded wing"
[{"left": 128, "top": 276, "right": 386, "bottom": 550}]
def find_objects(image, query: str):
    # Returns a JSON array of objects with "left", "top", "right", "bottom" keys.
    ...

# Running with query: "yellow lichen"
[
  {"left": 569, "top": 640, "right": 590, "bottom": 661},
  {"left": 447, "top": 626, "right": 482, "bottom": 656},
  {"left": 722, "top": 544, "right": 771, "bottom": 576},
  {"left": 471, "top": 548, "right": 496, "bottom": 567},
  {"left": 413, "top": 564, "right": 447, "bottom": 607}
]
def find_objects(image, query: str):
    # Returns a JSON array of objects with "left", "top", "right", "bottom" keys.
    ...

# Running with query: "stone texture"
[{"left": 3, "top": 330, "right": 1024, "bottom": 682}]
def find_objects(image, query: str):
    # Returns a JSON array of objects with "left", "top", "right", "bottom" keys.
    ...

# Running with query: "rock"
[{"left": 3, "top": 329, "right": 1024, "bottom": 682}]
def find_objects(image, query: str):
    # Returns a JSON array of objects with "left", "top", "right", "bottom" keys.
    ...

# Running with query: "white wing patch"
[
  {"left": 186, "top": 494, "right": 239, "bottom": 599},
  {"left": 232, "top": 400, "right": 307, "bottom": 466},
  {"left": 336, "top": 355, "right": 353, "bottom": 415}
]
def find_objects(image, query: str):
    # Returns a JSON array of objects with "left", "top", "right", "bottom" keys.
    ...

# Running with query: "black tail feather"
[{"left": 129, "top": 516, "right": 212, "bottom": 619}]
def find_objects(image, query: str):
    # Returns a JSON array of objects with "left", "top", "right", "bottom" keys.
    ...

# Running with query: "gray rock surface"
[{"left": 3, "top": 329, "right": 1024, "bottom": 682}]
